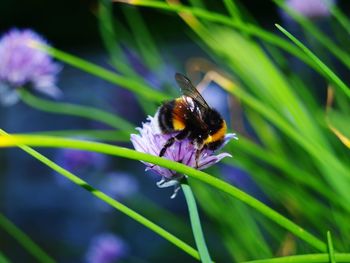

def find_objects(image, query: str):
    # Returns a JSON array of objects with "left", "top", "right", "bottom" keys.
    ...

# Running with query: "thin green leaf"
[
  {"left": 0, "top": 214, "right": 55, "bottom": 263},
  {"left": 327, "top": 231, "right": 336, "bottom": 263},
  {"left": 275, "top": 24, "right": 350, "bottom": 99},
  {"left": 25, "top": 130, "right": 130, "bottom": 142},
  {"left": 0, "top": 252, "right": 11, "bottom": 263},
  {"left": 19, "top": 90, "right": 134, "bottom": 131},
  {"left": 122, "top": 7, "right": 162, "bottom": 69},
  {"left": 241, "top": 253, "right": 350, "bottom": 263},
  {"left": 115, "top": 0, "right": 315, "bottom": 68},
  {"left": 275, "top": 0, "right": 350, "bottom": 70},
  {"left": 226, "top": 137, "right": 342, "bottom": 208},
  {"left": 98, "top": 0, "right": 135, "bottom": 76},
  {"left": 30, "top": 42, "right": 169, "bottom": 102},
  {"left": 331, "top": 6, "right": 350, "bottom": 35}
]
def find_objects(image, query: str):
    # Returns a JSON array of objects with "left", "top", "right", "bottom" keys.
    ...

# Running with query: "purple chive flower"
[
  {"left": 131, "top": 116, "right": 236, "bottom": 198},
  {"left": 0, "top": 28, "right": 61, "bottom": 105},
  {"left": 284, "top": 0, "right": 335, "bottom": 19},
  {"left": 86, "top": 233, "right": 128, "bottom": 263}
]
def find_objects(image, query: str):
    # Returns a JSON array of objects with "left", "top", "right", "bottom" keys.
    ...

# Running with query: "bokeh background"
[{"left": 1, "top": 0, "right": 350, "bottom": 262}]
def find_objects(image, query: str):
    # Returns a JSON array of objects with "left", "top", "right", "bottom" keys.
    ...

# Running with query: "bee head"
[{"left": 205, "top": 109, "right": 224, "bottom": 134}]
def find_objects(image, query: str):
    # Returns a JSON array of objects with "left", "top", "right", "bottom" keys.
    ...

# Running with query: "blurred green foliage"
[{"left": 1, "top": 0, "right": 350, "bottom": 262}]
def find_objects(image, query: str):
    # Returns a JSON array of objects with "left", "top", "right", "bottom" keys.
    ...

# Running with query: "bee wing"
[{"left": 175, "top": 73, "right": 210, "bottom": 112}]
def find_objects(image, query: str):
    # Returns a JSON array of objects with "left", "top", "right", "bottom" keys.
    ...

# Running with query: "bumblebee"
[{"left": 156, "top": 73, "right": 227, "bottom": 167}]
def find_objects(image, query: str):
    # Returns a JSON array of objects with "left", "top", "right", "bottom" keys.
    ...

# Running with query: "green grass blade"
[
  {"left": 331, "top": 6, "right": 350, "bottom": 35},
  {"left": 226, "top": 137, "right": 341, "bottom": 206},
  {"left": 98, "top": 0, "right": 136, "bottom": 76},
  {"left": 241, "top": 253, "right": 350, "bottom": 263},
  {"left": 181, "top": 180, "right": 212, "bottom": 263},
  {"left": 0, "top": 252, "right": 11, "bottom": 263},
  {"left": 223, "top": 0, "right": 239, "bottom": 19},
  {"left": 275, "top": 0, "right": 350, "bottom": 70},
  {"left": 275, "top": 24, "right": 350, "bottom": 99},
  {"left": 98, "top": 0, "right": 158, "bottom": 115},
  {"left": 122, "top": 7, "right": 162, "bottom": 70},
  {"left": 0, "top": 214, "right": 55, "bottom": 263},
  {"left": 25, "top": 130, "right": 130, "bottom": 142},
  {"left": 30, "top": 42, "right": 169, "bottom": 102},
  {"left": 115, "top": 0, "right": 314, "bottom": 68},
  {"left": 222, "top": 0, "right": 250, "bottom": 39},
  {"left": 327, "top": 231, "right": 336, "bottom": 263},
  {"left": 155, "top": 10, "right": 350, "bottom": 204},
  {"left": 188, "top": 0, "right": 206, "bottom": 8},
  {"left": 19, "top": 90, "right": 134, "bottom": 131},
  {"left": 194, "top": 24, "right": 350, "bottom": 203},
  {"left": 0, "top": 131, "right": 200, "bottom": 261},
  {"left": 225, "top": 88, "right": 350, "bottom": 204},
  {"left": 0, "top": 134, "right": 328, "bottom": 252},
  {"left": 192, "top": 182, "right": 272, "bottom": 261}
]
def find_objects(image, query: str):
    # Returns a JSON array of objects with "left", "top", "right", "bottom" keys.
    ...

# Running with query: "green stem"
[
  {"left": 30, "top": 42, "right": 169, "bottom": 103},
  {"left": 0, "top": 134, "right": 328, "bottom": 252},
  {"left": 0, "top": 132, "right": 200, "bottom": 261},
  {"left": 241, "top": 253, "right": 350, "bottom": 263},
  {"left": 19, "top": 90, "right": 134, "bottom": 131},
  {"left": 0, "top": 214, "right": 55, "bottom": 263},
  {"left": 181, "top": 179, "right": 212, "bottom": 263}
]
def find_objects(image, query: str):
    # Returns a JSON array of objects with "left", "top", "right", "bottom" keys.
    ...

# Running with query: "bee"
[{"left": 156, "top": 73, "right": 227, "bottom": 167}]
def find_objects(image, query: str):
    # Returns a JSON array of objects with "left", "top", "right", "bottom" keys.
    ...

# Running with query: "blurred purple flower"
[
  {"left": 0, "top": 28, "right": 61, "bottom": 105},
  {"left": 284, "top": 0, "right": 335, "bottom": 19},
  {"left": 100, "top": 172, "right": 139, "bottom": 199},
  {"left": 131, "top": 116, "right": 236, "bottom": 197},
  {"left": 54, "top": 148, "right": 106, "bottom": 186},
  {"left": 96, "top": 172, "right": 139, "bottom": 211},
  {"left": 86, "top": 233, "right": 128, "bottom": 263},
  {"left": 56, "top": 148, "right": 106, "bottom": 173}
]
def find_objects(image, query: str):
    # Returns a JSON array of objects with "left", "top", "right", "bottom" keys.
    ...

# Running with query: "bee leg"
[
  {"left": 160, "top": 130, "right": 189, "bottom": 157},
  {"left": 149, "top": 137, "right": 176, "bottom": 169},
  {"left": 159, "top": 137, "right": 175, "bottom": 157},
  {"left": 195, "top": 148, "right": 203, "bottom": 168},
  {"left": 150, "top": 130, "right": 188, "bottom": 168},
  {"left": 194, "top": 142, "right": 207, "bottom": 168}
]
